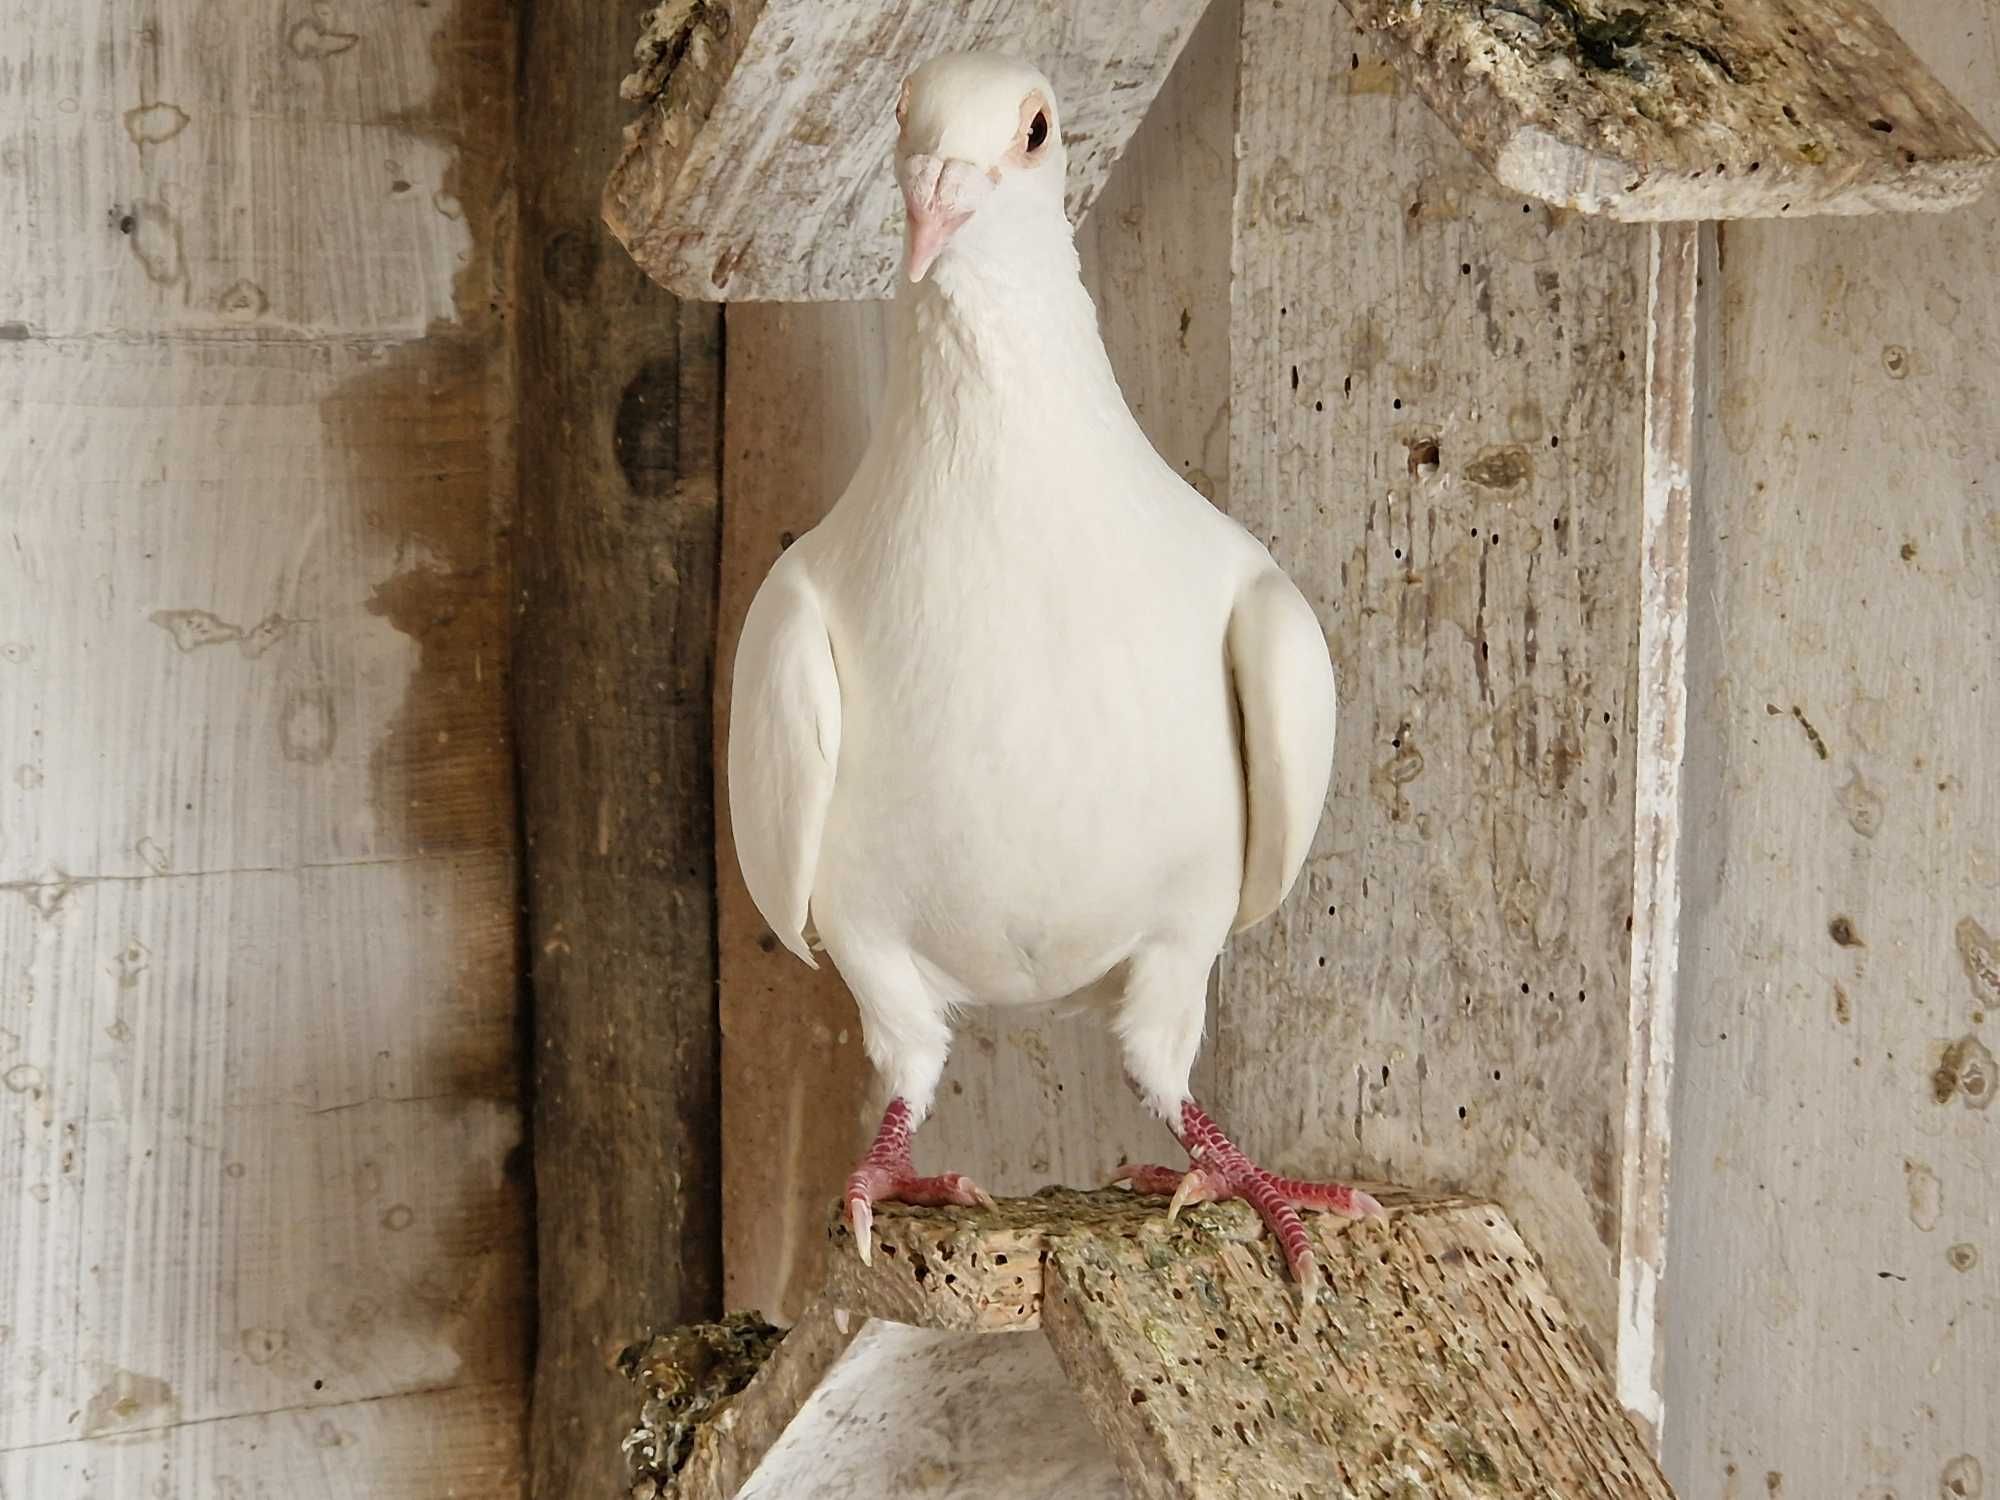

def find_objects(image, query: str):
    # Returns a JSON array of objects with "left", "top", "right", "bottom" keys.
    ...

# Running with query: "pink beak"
[{"left": 900, "top": 155, "right": 981, "bottom": 283}]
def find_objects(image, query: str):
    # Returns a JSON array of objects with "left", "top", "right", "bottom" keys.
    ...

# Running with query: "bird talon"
[
  {"left": 849, "top": 1198, "right": 874, "bottom": 1266},
  {"left": 1166, "top": 1168, "right": 1205, "bottom": 1225}
]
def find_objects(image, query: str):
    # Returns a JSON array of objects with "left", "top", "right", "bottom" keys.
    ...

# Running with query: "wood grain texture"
[
  {"left": 1221, "top": 0, "right": 1650, "bottom": 1358},
  {"left": 0, "top": 0, "right": 524, "bottom": 1491},
  {"left": 604, "top": 0, "right": 1212, "bottom": 299},
  {"left": 1341, "top": 0, "right": 1999, "bottom": 219},
  {"left": 1662, "top": 0, "right": 2000, "bottom": 1488},
  {"left": 0, "top": 1383, "right": 527, "bottom": 1500},
  {"left": 716, "top": 7, "right": 1239, "bottom": 1324},
  {"left": 1616, "top": 221, "right": 1697, "bottom": 1445},
  {"left": 515, "top": 3, "right": 727, "bottom": 1497},
  {"left": 0, "top": 0, "right": 510, "bottom": 339}
]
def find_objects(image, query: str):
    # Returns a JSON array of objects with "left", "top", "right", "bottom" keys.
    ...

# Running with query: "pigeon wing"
[
  {"left": 726, "top": 552, "right": 841, "bottom": 967},
  {"left": 1226, "top": 568, "right": 1337, "bottom": 932}
]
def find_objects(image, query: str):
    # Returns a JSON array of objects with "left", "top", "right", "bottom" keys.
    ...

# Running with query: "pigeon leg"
[
  {"left": 1110, "top": 1098, "right": 1384, "bottom": 1295},
  {"left": 844, "top": 1096, "right": 993, "bottom": 1265}
]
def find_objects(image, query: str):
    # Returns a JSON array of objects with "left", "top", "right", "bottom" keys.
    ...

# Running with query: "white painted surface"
[
  {"left": 741, "top": 1321, "right": 1126, "bottom": 1499},
  {"left": 0, "top": 0, "right": 524, "bottom": 1493},
  {"left": 1662, "top": 0, "right": 2000, "bottom": 1490}
]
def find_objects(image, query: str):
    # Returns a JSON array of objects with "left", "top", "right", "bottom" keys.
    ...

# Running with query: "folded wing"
[
  {"left": 1226, "top": 569, "right": 1338, "bottom": 931},
  {"left": 726, "top": 553, "right": 841, "bottom": 966}
]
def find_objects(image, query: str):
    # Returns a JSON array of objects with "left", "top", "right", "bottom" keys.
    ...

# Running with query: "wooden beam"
[
  {"left": 1616, "top": 220, "right": 1697, "bottom": 1447},
  {"left": 1338, "top": 0, "right": 1999, "bottom": 218},
  {"left": 516, "top": 3, "right": 726, "bottom": 1497},
  {"left": 623, "top": 1191, "right": 1679, "bottom": 1499},
  {"left": 602, "top": 0, "right": 1212, "bottom": 299}
]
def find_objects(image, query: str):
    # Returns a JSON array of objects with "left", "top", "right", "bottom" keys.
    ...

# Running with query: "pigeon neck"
[{"left": 891, "top": 215, "right": 1126, "bottom": 429}]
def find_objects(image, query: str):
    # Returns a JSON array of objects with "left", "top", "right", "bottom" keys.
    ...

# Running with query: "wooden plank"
[
  {"left": 1043, "top": 1195, "right": 1672, "bottom": 1500},
  {"left": 0, "top": 1383, "right": 526, "bottom": 1498},
  {"left": 0, "top": 0, "right": 523, "bottom": 1492},
  {"left": 603, "top": 0, "right": 1212, "bottom": 299},
  {"left": 716, "top": 4, "right": 1240, "bottom": 1324},
  {"left": 1615, "top": 221, "right": 1697, "bottom": 1447},
  {"left": 0, "top": 0, "right": 508, "bottom": 338},
  {"left": 1338, "top": 0, "right": 1999, "bottom": 219},
  {"left": 1221, "top": 0, "right": 1651, "bottom": 1358},
  {"left": 1660, "top": 0, "right": 2000, "bottom": 1486},
  {"left": 626, "top": 1192, "right": 1672, "bottom": 1500},
  {"left": 514, "top": 4, "right": 726, "bottom": 1498},
  {"left": 0, "top": 858, "right": 526, "bottom": 1447}
]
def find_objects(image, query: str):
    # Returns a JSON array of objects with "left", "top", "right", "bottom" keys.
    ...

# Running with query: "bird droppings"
[
  {"left": 1955, "top": 916, "right": 2000, "bottom": 1011},
  {"left": 1946, "top": 1243, "right": 1979, "bottom": 1273},
  {"left": 1788, "top": 704, "right": 1828, "bottom": 759},
  {"left": 1833, "top": 984, "right": 1852, "bottom": 1025},
  {"left": 82, "top": 1369, "right": 178, "bottom": 1438},
  {"left": 1828, "top": 915, "right": 1864, "bottom": 949},
  {"left": 287, "top": 18, "right": 362, "bottom": 59},
  {"left": 1464, "top": 445, "right": 1533, "bottom": 488},
  {"left": 1838, "top": 769, "right": 1885, "bottom": 837},
  {"left": 1941, "top": 1454, "right": 1983, "bottom": 1499},
  {"left": 123, "top": 101, "right": 190, "bottom": 144},
  {"left": 1932, "top": 1035, "right": 1995, "bottom": 1109},
  {"left": 1903, "top": 1159, "right": 1942, "bottom": 1231}
]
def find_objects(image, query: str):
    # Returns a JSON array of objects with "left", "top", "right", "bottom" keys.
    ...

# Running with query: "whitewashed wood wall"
[
  {"left": 1661, "top": 0, "right": 2000, "bottom": 1493},
  {"left": 0, "top": 3, "right": 527, "bottom": 1496}
]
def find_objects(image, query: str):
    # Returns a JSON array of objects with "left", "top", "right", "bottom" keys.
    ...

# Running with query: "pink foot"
[
  {"left": 1110, "top": 1099, "right": 1385, "bottom": 1296},
  {"left": 844, "top": 1097, "right": 993, "bottom": 1265}
]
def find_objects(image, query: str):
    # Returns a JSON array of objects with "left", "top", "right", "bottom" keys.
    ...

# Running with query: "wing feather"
[
  {"left": 726, "top": 553, "right": 840, "bottom": 967},
  {"left": 1226, "top": 569, "right": 1338, "bottom": 931}
]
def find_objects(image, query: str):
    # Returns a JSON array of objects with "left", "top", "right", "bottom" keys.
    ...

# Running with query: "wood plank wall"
[
  {"left": 1662, "top": 0, "right": 2000, "bottom": 1492},
  {"left": 1222, "top": 0, "right": 1649, "bottom": 1358},
  {"left": 0, "top": 2, "right": 527, "bottom": 1494}
]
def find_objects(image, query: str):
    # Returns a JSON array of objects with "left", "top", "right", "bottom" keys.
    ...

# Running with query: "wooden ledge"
[
  {"left": 603, "top": 1, "right": 1210, "bottom": 300},
  {"left": 1344, "top": 0, "right": 1999, "bottom": 218},
  {"left": 622, "top": 1188, "right": 1678, "bottom": 1499}
]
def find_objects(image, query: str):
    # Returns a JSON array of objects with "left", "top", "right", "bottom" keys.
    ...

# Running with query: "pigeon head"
[{"left": 894, "top": 53, "right": 1066, "bottom": 285}]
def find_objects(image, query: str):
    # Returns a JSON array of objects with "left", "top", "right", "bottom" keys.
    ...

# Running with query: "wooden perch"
[
  {"left": 621, "top": 1188, "right": 1678, "bottom": 1499},
  {"left": 1341, "top": 0, "right": 1999, "bottom": 218},
  {"left": 602, "top": 1, "right": 1211, "bottom": 300}
]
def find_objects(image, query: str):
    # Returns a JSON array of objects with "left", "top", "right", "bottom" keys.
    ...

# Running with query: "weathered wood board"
[
  {"left": 1661, "top": 0, "right": 2000, "bottom": 1489},
  {"left": 636, "top": 1191, "right": 1677, "bottom": 1500},
  {"left": 604, "top": 0, "right": 1212, "bottom": 299},
  {"left": 0, "top": 1383, "right": 526, "bottom": 1499},
  {"left": 1221, "top": 0, "right": 1650, "bottom": 1360},
  {"left": 715, "top": 2, "right": 1239, "bottom": 1323},
  {"left": 1336, "top": 0, "right": 1999, "bottom": 219},
  {"left": 0, "top": 0, "right": 525, "bottom": 1492},
  {"left": 515, "top": 3, "right": 728, "bottom": 1498}
]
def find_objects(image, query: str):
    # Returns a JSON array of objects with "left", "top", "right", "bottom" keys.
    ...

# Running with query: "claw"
[
  {"left": 1294, "top": 1252, "right": 1321, "bottom": 1308},
  {"left": 1166, "top": 1168, "right": 1205, "bottom": 1225},
  {"left": 850, "top": 1196, "right": 874, "bottom": 1266}
]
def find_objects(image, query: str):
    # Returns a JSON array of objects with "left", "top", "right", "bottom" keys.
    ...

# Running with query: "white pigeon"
[{"left": 727, "top": 51, "right": 1382, "bottom": 1294}]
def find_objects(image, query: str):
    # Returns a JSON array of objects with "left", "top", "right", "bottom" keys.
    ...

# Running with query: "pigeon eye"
[{"left": 1026, "top": 110, "right": 1048, "bottom": 152}]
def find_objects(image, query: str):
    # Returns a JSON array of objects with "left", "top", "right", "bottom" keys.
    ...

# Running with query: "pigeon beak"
[{"left": 900, "top": 154, "right": 987, "bottom": 283}]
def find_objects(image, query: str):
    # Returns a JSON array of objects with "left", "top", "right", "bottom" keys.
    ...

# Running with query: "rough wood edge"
[
  {"left": 1617, "top": 220, "right": 1698, "bottom": 1449},
  {"left": 1341, "top": 0, "right": 2000, "bottom": 219},
  {"left": 604, "top": 0, "right": 767, "bottom": 288},
  {"left": 642, "top": 1303, "right": 857, "bottom": 1500},
  {"left": 816, "top": 1185, "right": 1431, "bottom": 1334}
]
